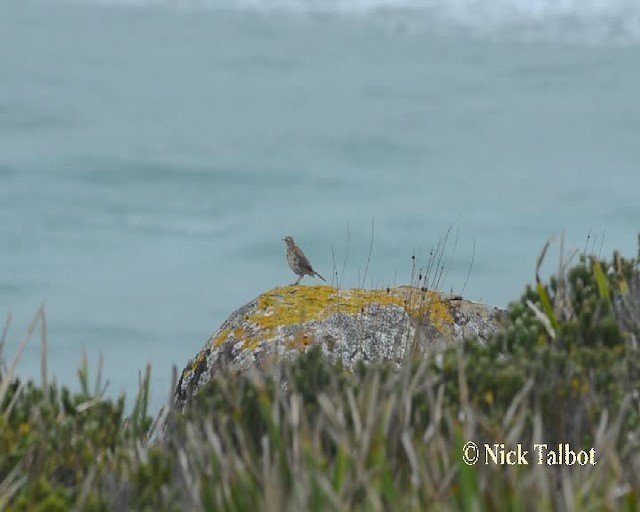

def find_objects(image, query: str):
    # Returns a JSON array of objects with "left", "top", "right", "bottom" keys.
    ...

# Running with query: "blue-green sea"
[{"left": 2, "top": 0, "right": 639, "bottom": 412}]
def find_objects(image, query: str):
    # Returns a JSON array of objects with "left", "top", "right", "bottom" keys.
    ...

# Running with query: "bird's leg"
[{"left": 294, "top": 275, "right": 302, "bottom": 285}]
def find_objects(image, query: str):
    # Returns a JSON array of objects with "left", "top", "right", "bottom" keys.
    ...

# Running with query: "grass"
[{"left": 1, "top": 237, "right": 640, "bottom": 510}]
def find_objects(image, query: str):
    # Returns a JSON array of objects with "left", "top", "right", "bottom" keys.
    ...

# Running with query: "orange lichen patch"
[{"left": 286, "top": 329, "right": 315, "bottom": 351}]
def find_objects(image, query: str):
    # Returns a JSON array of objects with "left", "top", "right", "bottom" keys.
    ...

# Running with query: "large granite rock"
[{"left": 175, "top": 286, "right": 506, "bottom": 405}]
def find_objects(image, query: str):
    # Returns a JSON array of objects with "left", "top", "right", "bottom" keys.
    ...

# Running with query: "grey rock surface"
[{"left": 175, "top": 285, "right": 506, "bottom": 405}]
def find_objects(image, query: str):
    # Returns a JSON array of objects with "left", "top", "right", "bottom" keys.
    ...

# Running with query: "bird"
[{"left": 283, "top": 236, "right": 326, "bottom": 285}]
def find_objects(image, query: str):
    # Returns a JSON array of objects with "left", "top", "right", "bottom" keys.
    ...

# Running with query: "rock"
[{"left": 175, "top": 286, "right": 507, "bottom": 405}]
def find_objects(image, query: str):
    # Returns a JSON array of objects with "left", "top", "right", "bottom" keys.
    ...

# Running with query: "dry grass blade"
[
  {"left": 536, "top": 238, "right": 553, "bottom": 281},
  {"left": 72, "top": 465, "right": 98, "bottom": 512},
  {"left": 502, "top": 378, "right": 534, "bottom": 430},
  {"left": 561, "top": 469, "right": 576, "bottom": 512},
  {"left": 3, "top": 380, "right": 25, "bottom": 417},
  {"left": 315, "top": 474, "right": 346, "bottom": 511},
  {"left": 554, "top": 234, "right": 577, "bottom": 320},
  {"left": 534, "top": 238, "right": 560, "bottom": 333},
  {"left": 346, "top": 388, "right": 362, "bottom": 438},
  {"left": 0, "top": 463, "right": 27, "bottom": 510},
  {"left": 0, "top": 312, "right": 12, "bottom": 374},
  {"left": 400, "top": 431, "right": 421, "bottom": 487},
  {"left": 531, "top": 412, "right": 551, "bottom": 505},
  {"left": 455, "top": 347, "right": 473, "bottom": 435},
  {"left": 360, "top": 371, "right": 381, "bottom": 451},
  {"left": 317, "top": 393, "right": 344, "bottom": 431},
  {"left": 177, "top": 446, "right": 202, "bottom": 510},
  {"left": 460, "top": 240, "right": 476, "bottom": 297},
  {"left": 361, "top": 217, "right": 374, "bottom": 289},
  {"left": 76, "top": 396, "right": 104, "bottom": 413},
  {"left": 594, "top": 408, "right": 609, "bottom": 449},
  {"left": 0, "top": 306, "right": 43, "bottom": 408},
  {"left": 526, "top": 299, "right": 556, "bottom": 340},
  {"left": 331, "top": 246, "right": 338, "bottom": 288},
  {"left": 148, "top": 405, "right": 169, "bottom": 442},
  {"left": 40, "top": 306, "right": 48, "bottom": 403}
]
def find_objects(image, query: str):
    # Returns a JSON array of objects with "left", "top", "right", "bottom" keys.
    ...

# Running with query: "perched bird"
[{"left": 283, "top": 236, "right": 326, "bottom": 285}]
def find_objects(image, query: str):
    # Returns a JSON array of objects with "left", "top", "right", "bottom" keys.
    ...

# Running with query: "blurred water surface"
[{"left": 1, "top": 0, "right": 639, "bottom": 411}]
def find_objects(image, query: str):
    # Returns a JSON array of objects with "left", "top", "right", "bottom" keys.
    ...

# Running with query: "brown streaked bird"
[{"left": 283, "top": 236, "right": 326, "bottom": 285}]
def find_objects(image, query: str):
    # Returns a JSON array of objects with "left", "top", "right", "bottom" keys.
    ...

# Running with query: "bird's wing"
[{"left": 298, "top": 251, "right": 315, "bottom": 273}]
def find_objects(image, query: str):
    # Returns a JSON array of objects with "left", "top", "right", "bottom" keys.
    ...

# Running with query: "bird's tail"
[{"left": 315, "top": 271, "right": 327, "bottom": 283}]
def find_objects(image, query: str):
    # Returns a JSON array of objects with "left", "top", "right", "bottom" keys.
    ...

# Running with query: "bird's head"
[{"left": 282, "top": 236, "right": 294, "bottom": 246}]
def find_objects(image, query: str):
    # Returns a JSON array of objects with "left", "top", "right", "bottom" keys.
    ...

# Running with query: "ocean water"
[{"left": 1, "top": 0, "right": 639, "bottom": 412}]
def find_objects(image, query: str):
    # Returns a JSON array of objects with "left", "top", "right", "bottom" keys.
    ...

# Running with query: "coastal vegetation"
[{"left": 1, "top": 238, "right": 639, "bottom": 510}]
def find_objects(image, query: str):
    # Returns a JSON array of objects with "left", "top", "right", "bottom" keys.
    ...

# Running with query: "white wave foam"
[
  {"left": 429, "top": 0, "right": 640, "bottom": 43},
  {"left": 51, "top": 0, "right": 640, "bottom": 43}
]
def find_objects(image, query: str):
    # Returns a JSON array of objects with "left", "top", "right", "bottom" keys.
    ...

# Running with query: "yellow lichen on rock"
[
  {"left": 213, "top": 328, "right": 231, "bottom": 348},
  {"left": 425, "top": 297, "right": 455, "bottom": 332},
  {"left": 334, "top": 286, "right": 454, "bottom": 331},
  {"left": 207, "top": 286, "right": 456, "bottom": 353},
  {"left": 255, "top": 285, "right": 338, "bottom": 331}
]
